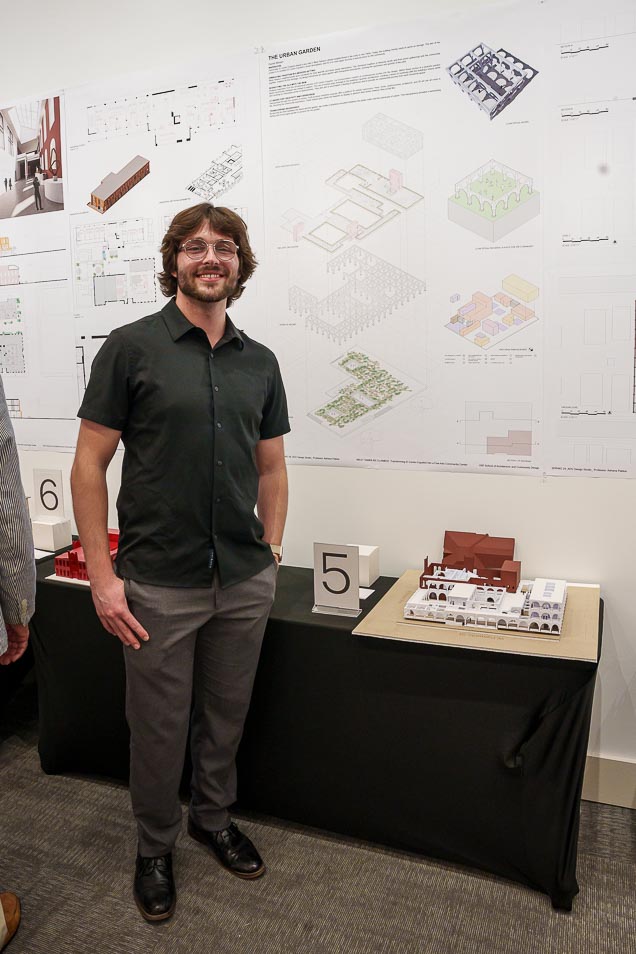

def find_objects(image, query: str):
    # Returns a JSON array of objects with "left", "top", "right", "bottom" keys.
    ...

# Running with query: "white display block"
[
  {"left": 349, "top": 544, "right": 380, "bottom": 587},
  {"left": 31, "top": 517, "right": 72, "bottom": 552}
]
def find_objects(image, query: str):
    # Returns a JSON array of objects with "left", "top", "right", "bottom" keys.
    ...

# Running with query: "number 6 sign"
[{"left": 312, "top": 543, "right": 361, "bottom": 617}]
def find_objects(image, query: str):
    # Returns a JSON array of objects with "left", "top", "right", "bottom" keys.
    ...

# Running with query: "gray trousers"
[{"left": 123, "top": 562, "right": 277, "bottom": 857}]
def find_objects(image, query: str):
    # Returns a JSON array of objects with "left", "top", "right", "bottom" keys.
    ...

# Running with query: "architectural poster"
[{"left": 0, "top": 0, "right": 635, "bottom": 476}]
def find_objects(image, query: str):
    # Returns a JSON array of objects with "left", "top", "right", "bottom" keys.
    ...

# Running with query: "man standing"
[
  {"left": 0, "top": 375, "right": 36, "bottom": 948},
  {"left": 71, "top": 204, "right": 289, "bottom": 922},
  {"left": 32, "top": 175, "right": 42, "bottom": 211}
]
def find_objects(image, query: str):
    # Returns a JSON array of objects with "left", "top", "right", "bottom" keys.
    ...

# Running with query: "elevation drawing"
[
  {"left": 446, "top": 274, "right": 539, "bottom": 350},
  {"left": 310, "top": 351, "right": 413, "bottom": 432},
  {"left": 283, "top": 163, "right": 423, "bottom": 253},
  {"left": 447, "top": 44, "right": 538, "bottom": 119},
  {"left": 0, "top": 299, "right": 24, "bottom": 373},
  {"left": 362, "top": 114, "right": 424, "bottom": 159},
  {"left": 448, "top": 160, "right": 540, "bottom": 242},
  {"left": 187, "top": 146, "right": 243, "bottom": 202},
  {"left": 289, "top": 247, "right": 425, "bottom": 344},
  {"left": 464, "top": 401, "right": 533, "bottom": 456}
]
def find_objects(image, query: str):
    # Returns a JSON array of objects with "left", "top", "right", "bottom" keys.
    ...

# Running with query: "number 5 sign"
[{"left": 312, "top": 543, "right": 361, "bottom": 618}]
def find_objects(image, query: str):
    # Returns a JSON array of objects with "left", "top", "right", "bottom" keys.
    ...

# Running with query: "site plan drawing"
[{"left": 309, "top": 351, "right": 417, "bottom": 434}]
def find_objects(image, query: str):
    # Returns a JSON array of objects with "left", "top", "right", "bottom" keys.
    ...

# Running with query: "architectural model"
[
  {"left": 54, "top": 531, "right": 119, "bottom": 581},
  {"left": 448, "top": 160, "right": 540, "bottom": 242},
  {"left": 404, "top": 531, "right": 567, "bottom": 636},
  {"left": 447, "top": 44, "right": 538, "bottom": 119},
  {"left": 88, "top": 156, "right": 150, "bottom": 214}
]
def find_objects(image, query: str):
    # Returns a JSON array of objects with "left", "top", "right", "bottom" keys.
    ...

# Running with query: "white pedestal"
[
  {"left": 349, "top": 544, "right": 380, "bottom": 587},
  {"left": 44, "top": 178, "right": 64, "bottom": 204},
  {"left": 32, "top": 517, "right": 72, "bottom": 552}
]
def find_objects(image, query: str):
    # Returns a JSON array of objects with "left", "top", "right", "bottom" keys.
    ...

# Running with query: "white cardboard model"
[{"left": 403, "top": 531, "right": 567, "bottom": 638}]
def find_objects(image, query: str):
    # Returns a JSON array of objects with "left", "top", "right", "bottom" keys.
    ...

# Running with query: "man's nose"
[{"left": 202, "top": 244, "right": 221, "bottom": 263}]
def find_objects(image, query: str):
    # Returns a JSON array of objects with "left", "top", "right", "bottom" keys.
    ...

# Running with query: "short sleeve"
[
  {"left": 77, "top": 330, "right": 131, "bottom": 431},
  {"left": 260, "top": 355, "right": 290, "bottom": 440}
]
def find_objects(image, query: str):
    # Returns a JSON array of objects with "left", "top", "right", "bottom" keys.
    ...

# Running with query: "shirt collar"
[{"left": 161, "top": 298, "right": 245, "bottom": 349}]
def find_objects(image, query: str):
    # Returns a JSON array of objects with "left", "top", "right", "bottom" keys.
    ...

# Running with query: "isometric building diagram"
[
  {"left": 464, "top": 401, "right": 533, "bottom": 456},
  {"left": 447, "top": 274, "right": 539, "bottom": 350},
  {"left": 86, "top": 79, "right": 237, "bottom": 146},
  {"left": 72, "top": 217, "right": 157, "bottom": 309},
  {"left": 362, "top": 114, "right": 424, "bottom": 159},
  {"left": 447, "top": 44, "right": 538, "bottom": 119},
  {"left": 283, "top": 163, "right": 423, "bottom": 253},
  {"left": 310, "top": 351, "right": 413, "bottom": 432},
  {"left": 0, "top": 299, "right": 24, "bottom": 374},
  {"left": 187, "top": 146, "right": 243, "bottom": 202},
  {"left": 289, "top": 246, "right": 425, "bottom": 344},
  {"left": 88, "top": 156, "right": 150, "bottom": 214},
  {"left": 448, "top": 160, "right": 540, "bottom": 242}
]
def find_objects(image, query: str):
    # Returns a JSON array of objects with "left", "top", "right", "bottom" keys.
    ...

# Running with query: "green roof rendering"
[{"left": 448, "top": 159, "right": 540, "bottom": 242}]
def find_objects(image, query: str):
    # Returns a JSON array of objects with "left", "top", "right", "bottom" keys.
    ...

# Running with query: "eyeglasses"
[{"left": 179, "top": 239, "right": 239, "bottom": 262}]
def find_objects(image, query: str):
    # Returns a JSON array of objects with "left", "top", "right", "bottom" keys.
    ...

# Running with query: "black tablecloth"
[{"left": 30, "top": 562, "right": 601, "bottom": 909}]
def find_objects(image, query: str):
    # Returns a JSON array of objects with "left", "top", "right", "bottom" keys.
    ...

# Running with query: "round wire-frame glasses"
[{"left": 179, "top": 239, "right": 239, "bottom": 262}]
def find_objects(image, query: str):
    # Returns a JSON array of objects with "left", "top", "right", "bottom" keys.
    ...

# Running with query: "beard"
[{"left": 176, "top": 266, "right": 239, "bottom": 304}]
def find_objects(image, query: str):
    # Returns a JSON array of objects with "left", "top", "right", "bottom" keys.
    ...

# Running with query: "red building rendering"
[{"left": 39, "top": 97, "right": 62, "bottom": 180}]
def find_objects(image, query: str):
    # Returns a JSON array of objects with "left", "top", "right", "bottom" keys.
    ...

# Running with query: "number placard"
[
  {"left": 313, "top": 543, "right": 361, "bottom": 617},
  {"left": 33, "top": 469, "right": 65, "bottom": 518}
]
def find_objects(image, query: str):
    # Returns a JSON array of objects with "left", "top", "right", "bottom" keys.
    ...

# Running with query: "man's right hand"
[{"left": 91, "top": 576, "right": 149, "bottom": 650}]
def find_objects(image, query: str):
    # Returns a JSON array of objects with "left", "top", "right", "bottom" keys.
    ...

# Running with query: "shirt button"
[
  {"left": 214, "top": 386, "right": 219, "bottom": 392},
  {"left": 216, "top": 497, "right": 221, "bottom": 503},
  {"left": 217, "top": 459, "right": 223, "bottom": 466},
  {"left": 216, "top": 422, "right": 222, "bottom": 428}
]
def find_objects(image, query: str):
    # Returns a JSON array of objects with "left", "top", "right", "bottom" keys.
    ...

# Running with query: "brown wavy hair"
[{"left": 158, "top": 204, "right": 257, "bottom": 306}]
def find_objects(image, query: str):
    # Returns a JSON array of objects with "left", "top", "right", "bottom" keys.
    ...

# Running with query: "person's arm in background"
[{"left": 0, "top": 376, "right": 35, "bottom": 665}]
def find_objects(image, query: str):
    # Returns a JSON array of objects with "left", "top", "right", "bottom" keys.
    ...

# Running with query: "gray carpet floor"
[{"left": 1, "top": 721, "right": 635, "bottom": 952}]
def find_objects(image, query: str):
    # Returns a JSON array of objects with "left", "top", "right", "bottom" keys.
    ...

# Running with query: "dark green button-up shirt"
[{"left": 78, "top": 299, "right": 290, "bottom": 588}]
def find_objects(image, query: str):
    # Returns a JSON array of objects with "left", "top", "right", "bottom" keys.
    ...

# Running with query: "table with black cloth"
[{"left": 30, "top": 561, "right": 601, "bottom": 910}]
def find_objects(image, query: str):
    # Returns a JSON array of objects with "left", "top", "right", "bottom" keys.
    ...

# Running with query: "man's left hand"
[{"left": 0, "top": 622, "right": 29, "bottom": 665}]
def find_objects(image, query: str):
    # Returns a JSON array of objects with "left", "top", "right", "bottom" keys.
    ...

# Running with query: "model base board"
[{"left": 354, "top": 570, "right": 600, "bottom": 662}]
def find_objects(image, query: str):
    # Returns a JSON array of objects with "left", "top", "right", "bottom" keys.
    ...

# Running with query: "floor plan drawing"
[
  {"left": 5, "top": 397, "right": 21, "bottom": 418},
  {"left": 282, "top": 163, "right": 423, "bottom": 253},
  {"left": 72, "top": 217, "right": 157, "bottom": 310},
  {"left": 76, "top": 334, "right": 109, "bottom": 394},
  {"left": 447, "top": 43, "right": 538, "bottom": 119},
  {"left": 464, "top": 401, "right": 534, "bottom": 456},
  {"left": 446, "top": 274, "right": 539, "bottom": 350},
  {"left": 0, "top": 264, "right": 19, "bottom": 286},
  {"left": 187, "top": 146, "right": 243, "bottom": 202},
  {"left": 86, "top": 78, "right": 237, "bottom": 146},
  {"left": 289, "top": 247, "right": 425, "bottom": 344},
  {"left": 362, "top": 113, "right": 424, "bottom": 159},
  {"left": 448, "top": 160, "right": 539, "bottom": 242},
  {"left": 309, "top": 350, "right": 414, "bottom": 433}
]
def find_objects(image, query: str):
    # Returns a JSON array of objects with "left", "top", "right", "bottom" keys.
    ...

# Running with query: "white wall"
[{"left": 5, "top": 0, "right": 636, "bottom": 777}]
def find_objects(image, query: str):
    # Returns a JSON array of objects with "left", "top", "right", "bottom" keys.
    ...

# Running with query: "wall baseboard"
[{"left": 582, "top": 756, "right": 636, "bottom": 810}]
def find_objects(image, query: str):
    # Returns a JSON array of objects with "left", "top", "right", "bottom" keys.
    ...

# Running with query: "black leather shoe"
[
  {"left": 188, "top": 819, "right": 265, "bottom": 879},
  {"left": 133, "top": 852, "right": 176, "bottom": 921}
]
